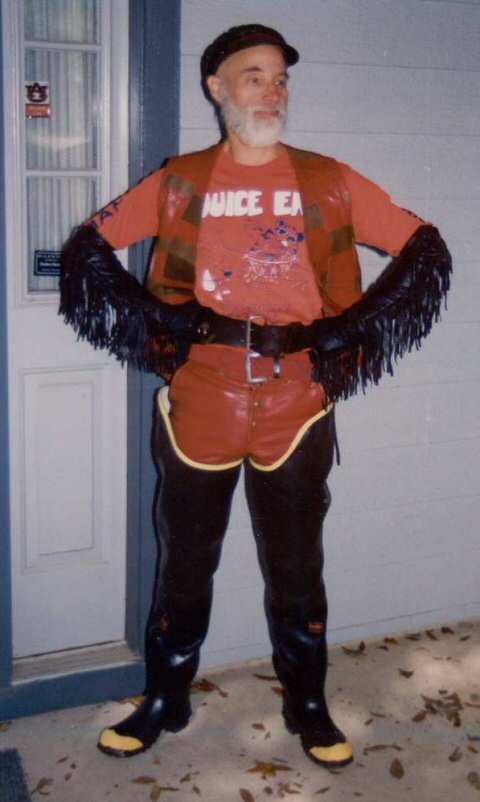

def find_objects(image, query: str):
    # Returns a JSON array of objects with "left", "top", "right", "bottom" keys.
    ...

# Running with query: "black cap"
[{"left": 201, "top": 24, "right": 299, "bottom": 99}]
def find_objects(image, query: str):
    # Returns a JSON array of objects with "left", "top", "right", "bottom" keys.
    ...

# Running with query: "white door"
[{"left": 3, "top": 0, "right": 129, "bottom": 658}]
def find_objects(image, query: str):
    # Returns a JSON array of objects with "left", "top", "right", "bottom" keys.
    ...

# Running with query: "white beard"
[{"left": 220, "top": 92, "right": 287, "bottom": 148}]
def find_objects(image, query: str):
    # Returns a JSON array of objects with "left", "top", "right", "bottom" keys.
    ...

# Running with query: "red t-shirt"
[{"left": 90, "top": 145, "right": 423, "bottom": 324}]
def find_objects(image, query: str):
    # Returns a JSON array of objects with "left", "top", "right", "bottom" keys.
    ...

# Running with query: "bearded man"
[{"left": 60, "top": 24, "right": 451, "bottom": 768}]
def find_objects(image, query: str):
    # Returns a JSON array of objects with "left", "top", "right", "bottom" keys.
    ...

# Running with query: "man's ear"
[{"left": 206, "top": 74, "right": 224, "bottom": 104}]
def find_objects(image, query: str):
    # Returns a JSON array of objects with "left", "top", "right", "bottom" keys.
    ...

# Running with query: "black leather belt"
[{"left": 193, "top": 307, "right": 314, "bottom": 358}]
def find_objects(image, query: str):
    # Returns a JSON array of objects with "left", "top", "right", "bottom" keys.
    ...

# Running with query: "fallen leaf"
[
  {"left": 31, "top": 778, "right": 54, "bottom": 796},
  {"left": 438, "top": 689, "right": 449, "bottom": 695},
  {"left": 460, "top": 635, "right": 471, "bottom": 641},
  {"left": 468, "top": 772, "right": 480, "bottom": 792},
  {"left": 369, "top": 711, "right": 387, "bottom": 718},
  {"left": 132, "top": 776, "right": 157, "bottom": 784},
  {"left": 399, "top": 669, "right": 414, "bottom": 678},
  {"left": 252, "top": 723, "right": 266, "bottom": 731},
  {"left": 342, "top": 641, "right": 366, "bottom": 657},
  {"left": 363, "top": 744, "right": 403, "bottom": 755},
  {"left": 278, "top": 781, "right": 301, "bottom": 795},
  {"left": 239, "top": 789, "right": 255, "bottom": 802},
  {"left": 0, "top": 721, "right": 12, "bottom": 732},
  {"left": 425, "top": 629, "right": 438, "bottom": 640},
  {"left": 247, "top": 760, "right": 292, "bottom": 779},
  {"left": 390, "top": 759, "right": 404, "bottom": 779},
  {"left": 449, "top": 747, "right": 462, "bottom": 762},
  {"left": 364, "top": 718, "right": 374, "bottom": 726},
  {"left": 315, "top": 788, "right": 330, "bottom": 794},
  {"left": 468, "top": 745, "right": 479, "bottom": 754},
  {"left": 441, "top": 626, "right": 455, "bottom": 635},
  {"left": 254, "top": 673, "right": 277, "bottom": 681},
  {"left": 412, "top": 711, "right": 427, "bottom": 723},
  {"left": 405, "top": 633, "right": 422, "bottom": 641},
  {"left": 56, "top": 756, "right": 68, "bottom": 764},
  {"left": 192, "top": 787, "right": 201, "bottom": 796},
  {"left": 64, "top": 773, "right": 72, "bottom": 782},
  {"left": 149, "top": 787, "right": 179, "bottom": 799},
  {"left": 180, "top": 773, "right": 192, "bottom": 783},
  {"left": 191, "top": 678, "right": 228, "bottom": 697},
  {"left": 384, "top": 637, "right": 398, "bottom": 645}
]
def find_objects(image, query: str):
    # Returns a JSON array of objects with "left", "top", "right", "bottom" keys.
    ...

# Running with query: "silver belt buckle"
[{"left": 245, "top": 315, "right": 282, "bottom": 383}]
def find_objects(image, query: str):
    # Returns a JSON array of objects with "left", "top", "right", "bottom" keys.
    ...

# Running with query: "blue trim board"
[
  {"left": 0, "top": 0, "right": 181, "bottom": 718},
  {"left": 0, "top": 662, "right": 145, "bottom": 720},
  {"left": 0, "top": 4, "right": 14, "bottom": 689},
  {"left": 126, "top": 0, "right": 181, "bottom": 649}
]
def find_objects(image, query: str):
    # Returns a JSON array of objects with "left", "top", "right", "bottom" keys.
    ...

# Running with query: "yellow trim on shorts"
[
  {"left": 157, "top": 386, "right": 243, "bottom": 471},
  {"left": 248, "top": 403, "right": 334, "bottom": 472}
]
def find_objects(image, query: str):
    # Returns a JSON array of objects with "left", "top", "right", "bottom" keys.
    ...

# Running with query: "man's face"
[{"left": 207, "top": 44, "right": 289, "bottom": 147}]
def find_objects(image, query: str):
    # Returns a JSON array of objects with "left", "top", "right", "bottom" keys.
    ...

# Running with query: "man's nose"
[{"left": 263, "top": 83, "right": 284, "bottom": 105}]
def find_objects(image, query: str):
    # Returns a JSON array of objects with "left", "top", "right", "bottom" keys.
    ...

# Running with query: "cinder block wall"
[{"left": 179, "top": 0, "right": 480, "bottom": 669}]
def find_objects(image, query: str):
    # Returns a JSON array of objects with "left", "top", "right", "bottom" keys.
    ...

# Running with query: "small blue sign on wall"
[{"left": 33, "top": 250, "right": 61, "bottom": 277}]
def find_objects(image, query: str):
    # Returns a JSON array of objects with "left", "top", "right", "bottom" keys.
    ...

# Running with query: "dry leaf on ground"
[
  {"left": 363, "top": 744, "right": 403, "bottom": 755},
  {"left": 449, "top": 747, "right": 462, "bottom": 762},
  {"left": 399, "top": 669, "right": 414, "bottom": 678},
  {"left": 390, "top": 758, "right": 404, "bottom": 779},
  {"left": 254, "top": 673, "right": 277, "bottom": 681},
  {"left": 247, "top": 760, "right": 292, "bottom": 779},
  {"left": 191, "top": 678, "right": 228, "bottom": 697},
  {"left": 239, "top": 789, "right": 255, "bottom": 802},
  {"left": 131, "top": 776, "right": 157, "bottom": 784},
  {"left": 468, "top": 772, "right": 480, "bottom": 792},
  {"left": 31, "top": 778, "right": 54, "bottom": 796}
]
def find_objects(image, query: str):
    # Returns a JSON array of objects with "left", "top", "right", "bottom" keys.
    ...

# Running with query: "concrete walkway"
[{"left": 2, "top": 619, "right": 480, "bottom": 802}]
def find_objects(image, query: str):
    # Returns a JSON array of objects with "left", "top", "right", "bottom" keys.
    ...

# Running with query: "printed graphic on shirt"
[{"left": 196, "top": 186, "right": 323, "bottom": 325}]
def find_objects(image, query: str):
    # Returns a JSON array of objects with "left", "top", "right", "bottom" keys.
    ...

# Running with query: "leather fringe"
[
  {"left": 310, "top": 225, "right": 452, "bottom": 402},
  {"left": 59, "top": 225, "right": 200, "bottom": 381}
]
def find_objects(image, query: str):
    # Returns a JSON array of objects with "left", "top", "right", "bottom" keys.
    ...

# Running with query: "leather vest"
[{"left": 146, "top": 143, "right": 363, "bottom": 317}]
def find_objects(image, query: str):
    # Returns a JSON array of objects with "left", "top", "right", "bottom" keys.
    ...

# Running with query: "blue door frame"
[{"left": 0, "top": 0, "right": 181, "bottom": 719}]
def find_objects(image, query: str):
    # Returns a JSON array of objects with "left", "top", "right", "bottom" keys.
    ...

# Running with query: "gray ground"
[{"left": 2, "top": 619, "right": 480, "bottom": 802}]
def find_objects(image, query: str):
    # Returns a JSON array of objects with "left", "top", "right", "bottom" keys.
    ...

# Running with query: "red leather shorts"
[{"left": 167, "top": 344, "right": 329, "bottom": 468}]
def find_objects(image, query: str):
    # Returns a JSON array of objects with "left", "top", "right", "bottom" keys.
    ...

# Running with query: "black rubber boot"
[
  {"left": 245, "top": 411, "right": 353, "bottom": 768},
  {"left": 98, "top": 397, "right": 241, "bottom": 757}
]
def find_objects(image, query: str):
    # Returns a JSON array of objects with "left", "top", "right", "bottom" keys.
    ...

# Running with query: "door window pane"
[
  {"left": 24, "top": 0, "right": 99, "bottom": 44},
  {"left": 25, "top": 48, "right": 99, "bottom": 170},
  {"left": 27, "top": 177, "right": 98, "bottom": 293}
]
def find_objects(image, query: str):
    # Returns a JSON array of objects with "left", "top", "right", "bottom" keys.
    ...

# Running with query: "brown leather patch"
[
  {"left": 304, "top": 203, "right": 324, "bottom": 231},
  {"left": 164, "top": 252, "right": 195, "bottom": 283},
  {"left": 330, "top": 225, "right": 354, "bottom": 255},
  {"left": 183, "top": 194, "right": 203, "bottom": 226}
]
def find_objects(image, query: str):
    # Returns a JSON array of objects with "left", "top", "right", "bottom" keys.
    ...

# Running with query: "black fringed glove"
[
  {"left": 310, "top": 224, "right": 452, "bottom": 400},
  {"left": 59, "top": 224, "right": 202, "bottom": 379}
]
